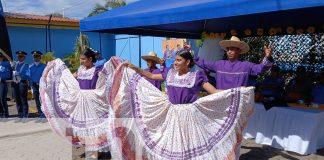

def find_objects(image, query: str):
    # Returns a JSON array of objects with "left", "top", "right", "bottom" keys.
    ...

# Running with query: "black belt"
[{"left": 20, "top": 80, "right": 28, "bottom": 83}]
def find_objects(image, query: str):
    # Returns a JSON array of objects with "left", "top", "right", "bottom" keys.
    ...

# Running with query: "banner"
[{"left": 162, "top": 39, "right": 186, "bottom": 67}]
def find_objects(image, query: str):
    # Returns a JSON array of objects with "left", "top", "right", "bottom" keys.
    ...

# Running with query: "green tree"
[
  {"left": 88, "top": 4, "right": 108, "bottom": 17},
  {"left": 105, "top": 0, "right": 126, "bottom": 10},
  {"left": 63, "top": 34, "right": 90, "bottom": 72},
  {"left": 88, "top": 0, "right": 126, "bottom": 17}
]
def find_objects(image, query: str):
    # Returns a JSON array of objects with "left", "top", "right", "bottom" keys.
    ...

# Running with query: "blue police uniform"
[
  {"left": 27, "top": 51, "right": 46, "bottom": 117},
  {"left": 94, "top": 58, "right": 107, "bottom": 66},
  {"left": 0, "top": 60, "right": 10, "bottom": 118},
  {"left": 13, "top": 51, "right": 30, "bottom": 118}
]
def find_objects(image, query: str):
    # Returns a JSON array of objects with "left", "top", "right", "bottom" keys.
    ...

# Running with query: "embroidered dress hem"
[
  {"left": 109, "top": 66, "right": 255, "bottom": 160},
  {"left": 40, "top": 58, "right": 122, "bottom": 151}
]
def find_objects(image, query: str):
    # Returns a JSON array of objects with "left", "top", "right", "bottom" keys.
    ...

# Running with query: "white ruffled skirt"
[
  {"left": 39, "top": 57, "right": 122, "bottom": 152},
  {"left": 40, "top": 57, "right": 254, "bottom": 159},
  {"left": 109, "top": 66, "right": 255, "bottom": 160}
]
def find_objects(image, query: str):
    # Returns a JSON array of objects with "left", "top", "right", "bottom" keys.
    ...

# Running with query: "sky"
[{"left": 1, "top": 0, "right": 138, "bottom": 19}]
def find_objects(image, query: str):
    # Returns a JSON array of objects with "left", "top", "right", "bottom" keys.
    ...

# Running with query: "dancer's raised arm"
[{"left": 124, "top": 62, "right": 164, "bottom": 80}]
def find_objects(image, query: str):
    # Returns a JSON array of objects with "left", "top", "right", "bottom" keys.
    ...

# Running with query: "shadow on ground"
[{"left": 240, "top": 145, "right": 301, "bottom": 160}]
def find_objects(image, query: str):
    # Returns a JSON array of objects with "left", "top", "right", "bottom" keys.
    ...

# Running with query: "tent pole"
[
  {"left": 99, "top": 33, "right": 102, "bottom": 53},
  {"left": 203, "top": 19, "right": 207, "bottom": 31},
  {"left": 139, "top": 35, "right": 142, "bottom": 68}
]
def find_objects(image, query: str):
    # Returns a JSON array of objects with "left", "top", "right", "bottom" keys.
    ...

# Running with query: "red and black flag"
[{"left": 0, "top": 1, "right": 12, "bottom": 59}]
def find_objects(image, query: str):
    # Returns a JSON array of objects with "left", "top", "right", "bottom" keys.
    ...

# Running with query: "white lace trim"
[
  {"left": 166, "top": 69, "right": 197, "bottom": 88},
  {"left": 217, "top": 70, "right": 248, "bottom": 75},
  {"left": 77, "top": 65, "right": 96, "bottom": 80}
]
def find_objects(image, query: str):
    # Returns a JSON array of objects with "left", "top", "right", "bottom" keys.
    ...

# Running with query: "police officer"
[
  {"left": 0, "top": 53, "right": 10, "bottom": 118},
  {"left": 93, "top": 50, "right": 106, "bottom": 66},
  {"left": 13, "top": 51, "right": 29, "bottom": 118},
  {"left": 27, "top": 51, "right": 46, "bottom": 118}
]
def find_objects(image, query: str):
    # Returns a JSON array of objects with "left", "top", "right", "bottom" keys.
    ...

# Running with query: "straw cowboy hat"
[
  {"left": 141, "top": 51, "right": 160, "bottom": 63},
  {"left": 219, "top": 36, "right": 250, "bottom": 54}
]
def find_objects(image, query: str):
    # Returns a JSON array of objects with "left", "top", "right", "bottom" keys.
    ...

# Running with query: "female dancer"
[
  {"left": 126, "top": 50, "right": 219, "bottom": 103},
  {"left": 40, "top": 49, "right": 122, "bottom": 159},
  {"left": 108, "top": 50, "right": 254, "bottom": 159}
]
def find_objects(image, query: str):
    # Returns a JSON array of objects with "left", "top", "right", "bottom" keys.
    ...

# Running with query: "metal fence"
[
  {"left": 236, "top": 34, "right": 324, "bottom": 84},
  {"left": 242, "top": 34, "right": 323, "bottom": 72}
]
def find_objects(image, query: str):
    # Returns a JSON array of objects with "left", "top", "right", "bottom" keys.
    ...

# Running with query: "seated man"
[
  {"left": 311, "top": 68, "right": 324, "bottom": 104},
  {"left": 248, "top": 75, "right": 258, "bottom": 87},
  {"left": 259, "top": 65, "right": 285, "bottom": 109},
  {"left": 285, "top": 66, "right": 312, "bottom": 103}
]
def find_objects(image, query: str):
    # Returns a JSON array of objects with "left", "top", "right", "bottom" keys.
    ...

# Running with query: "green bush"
[
  {"left": 63, "top": 34, "right": 90, "bottom": 73},
  {"left": 41, "top": 52, "right": 55, "bottom": 64}
]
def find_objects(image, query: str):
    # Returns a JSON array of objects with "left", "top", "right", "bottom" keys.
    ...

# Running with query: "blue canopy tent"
[{"left": 80, "top": 0, "right": 324, "bottom": 39}]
